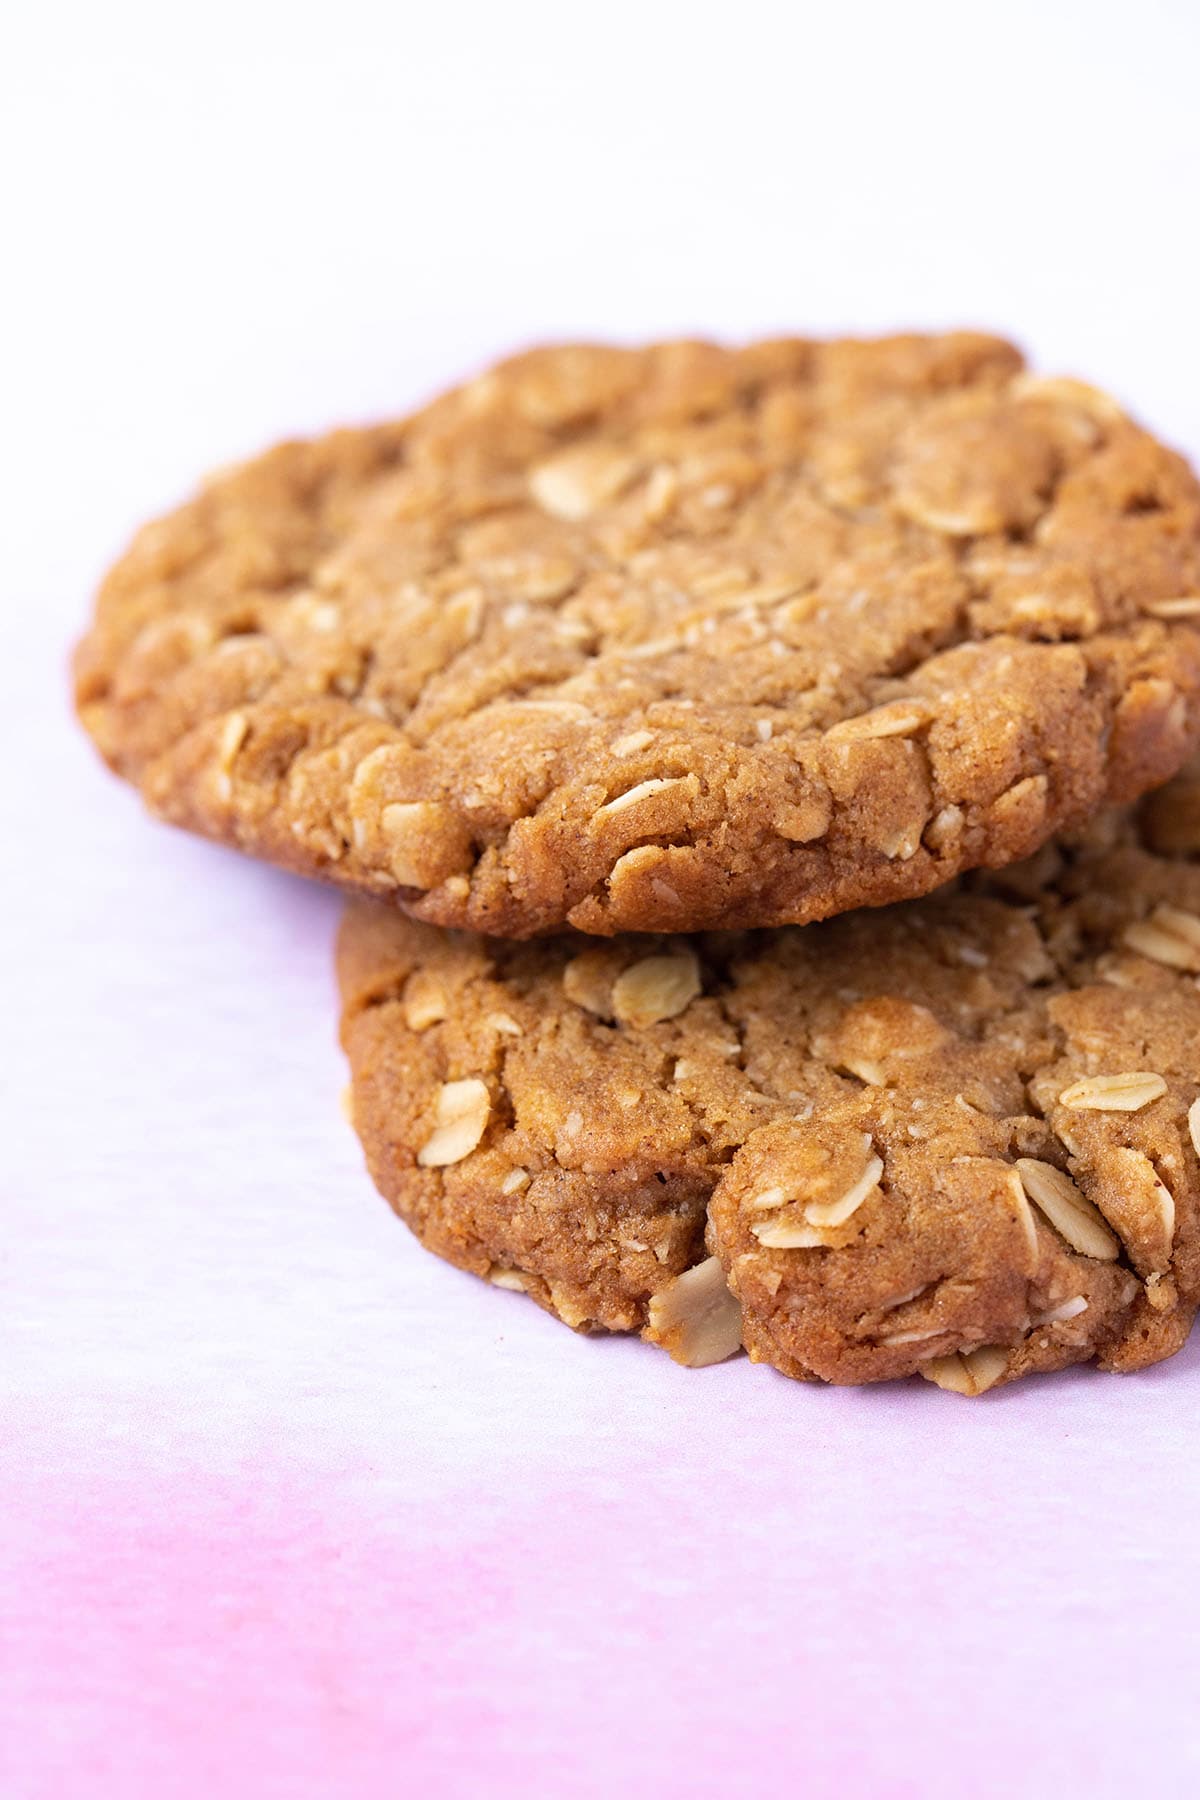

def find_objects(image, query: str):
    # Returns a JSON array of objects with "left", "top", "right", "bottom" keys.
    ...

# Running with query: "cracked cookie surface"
[
  {"left": 79, "top": 334, "right": 1200, "bottom": 936},
  {"left": 337, "top": 763, "right": 1200, "bottom": 1391}
]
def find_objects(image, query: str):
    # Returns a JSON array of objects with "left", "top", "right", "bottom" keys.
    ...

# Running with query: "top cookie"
[{"left": 77, "top": 334, "right": 1200, "bottom": 936}]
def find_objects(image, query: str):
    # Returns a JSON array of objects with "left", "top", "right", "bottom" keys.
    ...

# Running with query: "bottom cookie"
[{"left": 337, "top": 774, "right": 1200, "bottom": 1394}]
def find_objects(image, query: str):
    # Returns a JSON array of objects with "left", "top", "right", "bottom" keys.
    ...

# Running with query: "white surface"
[{"left": 5, "top": 4, "right": 1200, "bottom": 1795}]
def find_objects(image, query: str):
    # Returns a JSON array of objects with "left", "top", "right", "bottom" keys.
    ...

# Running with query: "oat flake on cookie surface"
[
  {"left": 79, "top": 334, "right": 1200, "bottom": 936},
  {"left": 337, "top": 762, "right": 1200, "bottom": 1392}
]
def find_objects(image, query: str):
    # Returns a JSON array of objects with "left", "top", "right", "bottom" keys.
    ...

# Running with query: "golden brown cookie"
[
  {"left": 79, "top": 335, "right": 1200, "bottom": 937},
  {"left": 337, "top": 764, "right": 1200, "bottom": 1392}
]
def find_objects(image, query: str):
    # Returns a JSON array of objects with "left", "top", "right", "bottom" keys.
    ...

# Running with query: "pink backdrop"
[
  {"left": 9, "top": 5, "right": 1200, "bottom": 1787},
  {"left": 7, "top": 708, "right": 1200, "bottom": 1795}
]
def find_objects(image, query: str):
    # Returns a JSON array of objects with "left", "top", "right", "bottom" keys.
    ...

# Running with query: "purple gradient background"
[
  {"left": 7, "top": 5, "right": 1200, "bottom": 1794},
  {"left": 10, "top": 554, "right": 1200, "bottom": 1800}
]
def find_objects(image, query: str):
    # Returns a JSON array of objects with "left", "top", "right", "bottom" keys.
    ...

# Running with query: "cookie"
[
  {"left": 337, "top": 764, "right": 1200, "bottom": 1392},
  {"left": 79, "top": 335, "right": 1200, "bottom": 937}
]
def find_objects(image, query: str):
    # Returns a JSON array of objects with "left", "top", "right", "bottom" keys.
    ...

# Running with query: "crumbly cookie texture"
[
  {"left": 80, "top": 335, "right": 1200, "bottom": 937},
  {"left": 337, "top": 766, "right": 1200, "bottom": 1391}
]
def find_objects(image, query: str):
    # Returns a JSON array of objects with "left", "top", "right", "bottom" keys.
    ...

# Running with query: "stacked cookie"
[{"left": 76, "top": 335, "right": 1200, "bottom": 1393}]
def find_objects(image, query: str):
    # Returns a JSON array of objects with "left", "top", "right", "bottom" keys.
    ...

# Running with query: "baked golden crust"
[
  {"left": 337, "top": 768, "right": 1200, "bottom": 1391},
  {"left": 79, "top": 335, "right": 1200, "bottom": 937}
]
